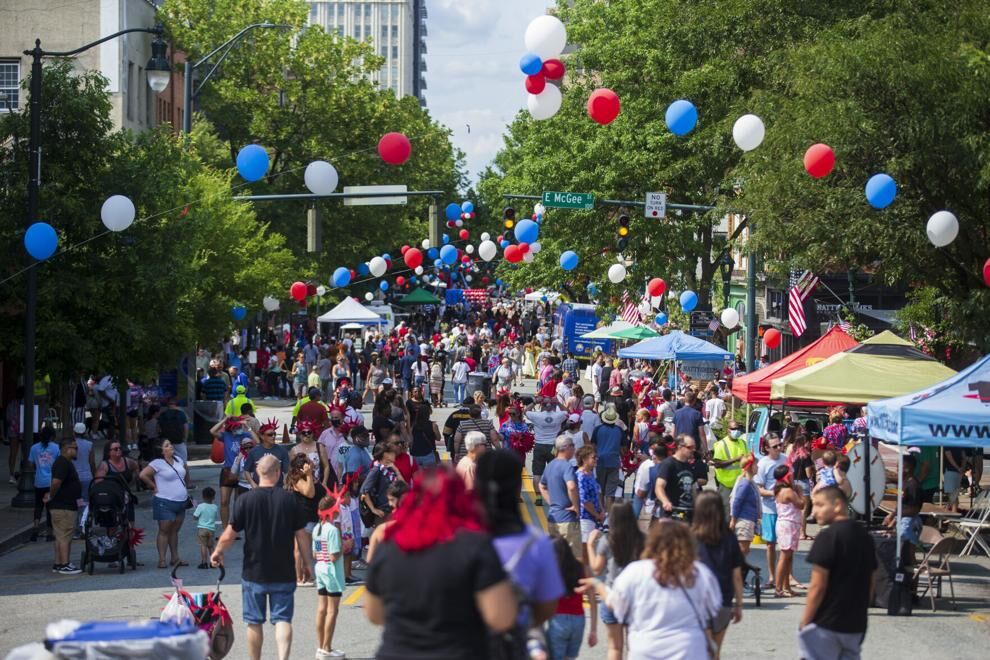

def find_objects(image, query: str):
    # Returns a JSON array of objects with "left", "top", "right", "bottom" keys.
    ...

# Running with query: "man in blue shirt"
[
  {"left": 591, "top": 405, "right": 625, "bottom": 510},
  {"left": 673, "top": 390, "right": 707, "bottom": 453},
  {"left": 539, "top": 436, "right": 581, "bottom": 559}
]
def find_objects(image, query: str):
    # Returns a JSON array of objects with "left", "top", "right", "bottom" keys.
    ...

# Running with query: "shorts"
[
  {"left": 315, "top": 564, "right": 344, "bottom": 594},
  {"left": 241, "top": 580, "right": 296, "bottom": 625},
  {"left": 899, "top": 515, "right": 922, "bottom": 545},
  {"left": 580, "top": 518, "right": 597, "bottom": 542},
  {"left": 599, "top": 598, "right": 619, "bottom": 625},
  {"left": 712, "top": 606, "right": 734, "bottom": 634},
  {"left": 50, "top": 509, "right": 77, "bottom": 543},
  {"left": 943, "top": 470, "right": 962, "bottom": 501},
  {"left": 153, "top": 496, "right": 187, "bottom": 521},
  {"left": 548, "top": 521, "right": 582, "bottom": 560},
  {"left": 735, "top": 518, "right": 756, "bottom": 542},
  {"left": 596, "top": 467, "right": 621, "bottom": 500},
  {"left": 547, "top": 613, "right": 585, "bottom": 659},
  {"left": 317, "top": 588, "right": 342, "bottom": 598},
  {"left": 532, "top": 443, "right": 555, "bottom": 476},
  {"left": 413, "top": 453, "right": 438, "bottom": 467},
  {"left": 760, "top": 513, "right": 778, "bottom": 544},
  {"left": 197, "top": 528, "right": 215, "bottom": 546},
  {"left": 797, "top": 623, "right": 865, "bottom": 660}
]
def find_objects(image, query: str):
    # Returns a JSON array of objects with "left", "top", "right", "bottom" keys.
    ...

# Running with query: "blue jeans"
[
  {"left": 241, "top": 580, "right": 296, "bottom": 624},
  {"left": 453, "top": 382, "right": 466, "bottom": 404},
  {"left": 632, "top": 493, "right": 645, "bottom": 519},
  {"left": 413, "top": 453, "right": 438, "bottom": 467},
  {"left": 547, "top": 613, "right": 585, "bottom": 660}
]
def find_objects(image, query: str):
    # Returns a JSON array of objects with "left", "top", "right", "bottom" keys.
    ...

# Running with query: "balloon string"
[{"left": 0, "top": 132, "right": 438, "bottom": 289}]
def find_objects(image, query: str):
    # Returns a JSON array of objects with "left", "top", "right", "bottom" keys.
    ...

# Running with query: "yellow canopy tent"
[{"left": 769, "top": 331, "right": 957, "bottom": 403}]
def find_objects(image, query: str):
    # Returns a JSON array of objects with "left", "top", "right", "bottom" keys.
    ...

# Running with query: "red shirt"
[
  {"left": 556, "top": 592, "right": 583, "bottom": 615},
  {"left": 540, "top": 379, "right": 559, "bottom": 398},
  {"left": 393, "top": 452, "right": 418, "bottom": 483}
]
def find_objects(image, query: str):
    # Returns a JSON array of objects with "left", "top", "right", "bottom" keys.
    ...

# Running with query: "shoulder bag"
[{"left": 679, "top": 578, "right": 719, "bottom": 660}]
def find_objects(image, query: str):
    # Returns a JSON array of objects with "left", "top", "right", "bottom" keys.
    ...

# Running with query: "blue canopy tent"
[
  {"left": 617, "top": 330, "right": 734, "bottom": 361},
  {"left": 867, "top": 353, "right": 990, "bottom": 565}
]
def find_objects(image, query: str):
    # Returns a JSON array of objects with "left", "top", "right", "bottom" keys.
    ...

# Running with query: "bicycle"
[{"left": 742, "top": 561, "right": 762, "bottom": 607}]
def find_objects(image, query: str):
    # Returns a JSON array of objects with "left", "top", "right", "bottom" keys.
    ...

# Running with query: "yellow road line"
[
  {"left": 344, "top": 584, "right": 366, "bottom": 606},
  {"left": 534, "top": 502, "right": 549, "bottom": 532},
  {"left": 520, "top": 499, "right": 533, "bottom": 526}
]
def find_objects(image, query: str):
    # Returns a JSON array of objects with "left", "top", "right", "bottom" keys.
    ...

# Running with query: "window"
[
  {"left": 0, "top": 60, "right": 20, "bottom": 110},
  {"left": 364, "top": 3, "right": 372, "bottom": 17},
  {"left": 392, "top": 45, "right": 398, "bottom": 59},
  {"left": 766, "top": 289, "right": 786, "bottom": 320},
  {"left": 337, "top": 26, "right": 344, "bottom": 38},
  {"left": 391, "top": 4, "right": 400, "bottom": 20},
  {"left": 309, "top": 3, "right": 318, "bottom": 23},
  {"left": 381, "top": 26, "right": 389, "bottom": 38},
  {"left": 380, "top": 46, "right": 388, "bottom": 58},
  {"left": 391, "top": 25, "right": 399, "bottom": 38},
  {"left": 353, "top": 25, "right": 361, "bottom": 39}
]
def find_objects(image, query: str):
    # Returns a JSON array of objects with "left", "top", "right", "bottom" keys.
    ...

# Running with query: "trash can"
[
  {"left": 193, "top": 401, "right": 224, "bottom": 445},
  {"left": 466, "top": 372, "right": 492, "bottom": 403}
]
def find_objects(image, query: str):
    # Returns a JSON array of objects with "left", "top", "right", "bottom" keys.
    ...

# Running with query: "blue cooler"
[{"left": 45, "top": 620, "right": 208, "bottom": 658}]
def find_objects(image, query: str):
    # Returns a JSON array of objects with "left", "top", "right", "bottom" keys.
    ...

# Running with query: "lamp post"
[
  {"left": 13, "top": 26, "right": 170, "bottom": 508},
  {"left": 718, "top": 252, "right": 735, "bottom": 351},
  {"left": 181, "top": 23, "right": 290, "bottom": 135}
]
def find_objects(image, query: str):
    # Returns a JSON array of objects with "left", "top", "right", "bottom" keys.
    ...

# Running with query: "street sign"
[
  {"left": 689, "top": 310, "right": 716, "bottom": 338},
  {"left": 542, "top": 191, "right": 595, "bottom": 210},
  {"left": 342, "top": 185, "right": 408, "bottom": 206},
  {"left": 645, "top": 192, "right": 667, "bottom": 218}
]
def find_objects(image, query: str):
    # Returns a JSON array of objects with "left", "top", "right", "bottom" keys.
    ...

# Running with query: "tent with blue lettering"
[
  {"left": 617, "top": 330, "right": 733, "bottom": 362},
  {"left": 867, "top": 353, "right": 990, "bottom": 448}
]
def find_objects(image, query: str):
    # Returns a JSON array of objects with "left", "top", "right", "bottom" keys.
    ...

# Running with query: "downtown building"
[{"left": 307, "top": 0, "right": 428, "bottom": 105}]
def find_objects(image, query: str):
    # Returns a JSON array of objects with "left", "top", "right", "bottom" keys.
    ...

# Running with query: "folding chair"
[
  {"left": 952, "top": 492, "right": 990, "bottom": 556},
  {"left": 912, "top": 537, "right": 956, "bottom": 611}
]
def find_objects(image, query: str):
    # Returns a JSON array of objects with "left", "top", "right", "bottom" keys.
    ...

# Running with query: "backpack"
[{"left": 488, "top": 529, "right": 540, "bottom": 660}]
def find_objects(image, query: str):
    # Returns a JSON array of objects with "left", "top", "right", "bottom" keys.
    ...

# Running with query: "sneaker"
[
  {"left": 52, "top": 564, "right": 61, "bottom": 573},
  {"left": 315, "top": 650, "right": 331, "bottom": 659},
  {"left": 534, "top": 497, "right": 543, "bottom": 507},
  {"left": 351, "top": 559, "right": 369, "bottom": 570},
  {"left": 8, "top": 476, "right": 16, "bottom": 485},
  {"left": 198, "top": 562, "right": 209, "bottom": 569},
  {"left": 345, "top": 576, "right": 362, "bottom": 585},
  {"left": 328, "top": 651, "right": 346, "bottom": 658},
  {"left": 58, "top": 564, "right": 82, "bottom": 575}
]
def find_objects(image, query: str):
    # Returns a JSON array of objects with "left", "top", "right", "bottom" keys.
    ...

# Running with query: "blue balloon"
[
  {"left": 410, "top": 276, "right": 418, "bottom": 284},
  {"left": 440, "top": 244, "right": 458, "bottom": 265},
  {"left": 332, "top": 266, "right": 352, "bottom": 288},
  {"left": 461, "top": 201, "right": 474, "bottom": 214},
  {"left": 382, "top": 253, "right": 392, "bottom": 261},
  {"left": 231, "top": 305, "right": 247, "bottom": 321},
  {"left": 587, "top": 282, "right": 598, "bottom": 297},
  {"left": 434, "top": 259, "right": 443, "bottom": 269},
  {"left": 442, "top": 234, "right": 450, "bottom": 245},
  {"left": 519, "top": 52, "right": 543, "bottom": 76},
  {"left": 235, "top": 144, "right": 269, "bottom": 182},
  {"left": 679, "top": 290, "right": 698, "bottom": 312},
  {"left": 445, "top": 203, "right": 462, "bottom": 220},
  {"left": 427, "top": 247, "right": 439, "bottom": 260},
  {"left": 656, "top": 312, "right": 668, "bottom": 325},
  {"left": 514, "top": 219, "right": 539, "bottom": 244},
  {"left": 357, "top": 262, "right": 370, "bottom": 276},
  {"left": 379, "top": 280, "right": 389, "bottom": 292},
  {"left": 500, "top": 240, "right": 510, "bottom": 249},
  {"left": 865, "top": 173, "right": 897, "bottom": 209},
  {"left": 496, "top": 279, "right": 504, "bottom": 287},
  {"left": 24, "top": 222, "right": 58, "bottom": 260},
  {"left": 665, "top": 99, "right": 698, "bottom": 136},
  {"left": 559, "top": 250, "right": 579, "bottom": 271}
]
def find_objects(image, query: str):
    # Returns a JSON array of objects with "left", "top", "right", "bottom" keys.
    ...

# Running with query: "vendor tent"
[
  {"left": 769, "top": 331, "right": 956, "bottom": 403},
  {"left": 580, "top": 320, "right": 634, "bottom": 339},
  {"left": 732, "top": 326, "right": 858, "bottom": 404},
  {"left": 317, "top": 297, "right": 384, "bottom": 324},
  {"left": 867, "top": 353, "right": 990, "bottom": 447},
  {"left": 398, "top": 288, "right": 441, "bottom": 305},
  {"left": 612, "top": 325, "right": 662, "bottom": 340},
  {"left": 618, "top": 331, "right": 734, "bottom": 362}
]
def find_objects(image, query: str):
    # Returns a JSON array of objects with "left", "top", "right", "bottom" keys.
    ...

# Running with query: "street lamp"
[
  {"left": 182, "top": 23, "right": 291, "bottom": 135},
  {"left": 718, "top": 252, "right": 735, "bottom": 310},
  {"left": 14, "top": 26, "right": 170, "bottom": 508}
]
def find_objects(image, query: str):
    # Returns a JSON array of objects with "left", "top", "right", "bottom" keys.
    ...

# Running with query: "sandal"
[
  {"left": 790, "top": 580, "right": 806, "bottom": 590},
  {"left": 157, "top": 561, "right": 167, "bottom": 569},
  {"left": 801, "top": 535, "right": 814, "bottom": 541}
]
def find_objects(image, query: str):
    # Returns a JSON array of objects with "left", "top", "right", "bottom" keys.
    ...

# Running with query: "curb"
[{"left": 0, "top": 522, "right": 37, "bottom": 557}]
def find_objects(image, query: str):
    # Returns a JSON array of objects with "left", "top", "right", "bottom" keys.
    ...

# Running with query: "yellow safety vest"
[{"left": 713, "top": 436, "right": 748, "bottom": 489}]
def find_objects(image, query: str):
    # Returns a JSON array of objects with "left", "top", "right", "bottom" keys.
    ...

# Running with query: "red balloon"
[
  {"left": 350, "top": 269, "right": 356, "bottom": 280},
  {"left": 396, "top": 276, "right": 406, "bottom": 286},
  {"left": 519, "top": 242, "right": 530, "bottom": 254},
  {"left": 306, "top": 283, "right": 318, "bottom": 297},
  {"left": 525, "top": 74, "right": 546, "bottom": 95},
  {"left": 764, "top": 328, "right": 782, "bottom": 349},
  {"left": 446, "top": 220, "right": 456, "bottom": 228},
  {"left": 459, "top": 229, "right": 469, "bottom": 240},
  {"left": 587, "top": 88, "right": 621, "bottom": 125},
  {"left": 298, "top": 298, "right": 308, "bottom": 308},
  {"left": 542, "top": 59, "right": 565, "bottom": 80},
  {"left": 403, "top": 248, "right": 423, "bottom": 269},
  {"left": 504, "top": 245, "right": 522, "bottom": 263},
  {"left": 984, "top": 257, "right": 990, "bottom": 288},
  {"left": 378, "top": 132, "right": 412, "bottom": 165},
  {"left": 804, "top": 143, "right": 835, "bottom": 178},
  {"left": 400, "top": 245, "right": 410, "bottom": 255},
  {"left": 647, "top": 278, "right": 667, "bottom": 297},
  {"left": 290, "top": 281, "right": 307, "bottom": 301},
  {"left": 482, "top": 276, "right": 490, "bottom": 285},
  {"left": 461, "top": 255, "right": 471, "bottom": 263}
]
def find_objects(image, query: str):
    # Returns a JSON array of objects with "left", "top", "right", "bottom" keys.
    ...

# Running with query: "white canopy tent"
[{"left": 316, "top": 297, "right": 384, "bottom": 324}]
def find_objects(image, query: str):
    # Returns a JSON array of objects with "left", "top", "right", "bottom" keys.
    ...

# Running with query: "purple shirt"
[{"left": 492, "top": 527, "right": 565, "bottom": 622}]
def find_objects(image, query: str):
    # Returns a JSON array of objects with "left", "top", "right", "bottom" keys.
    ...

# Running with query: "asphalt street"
[{"left": 2, "top": 387, "right": 989, "bottom": 659}]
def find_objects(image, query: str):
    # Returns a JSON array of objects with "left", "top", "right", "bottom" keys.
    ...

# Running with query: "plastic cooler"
[{"left": 39, "top": 620, "right": 208, "bottom": 658}]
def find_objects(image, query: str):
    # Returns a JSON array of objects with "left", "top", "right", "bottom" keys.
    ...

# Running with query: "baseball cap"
[
  {"left": 567, "top": 413, "right": 581, "bottom": 425},
  {"left": 381, "top": 378, "right": 393, "bottom": 386},
  {"left": 582, "top": 395, "right": 595, "bottom": 409},
  {"left": 73, "top": 422, "right": 87, "bottom": 435},
  {"left": 236, "top": 385, "right": 246, "bottom": 394}
]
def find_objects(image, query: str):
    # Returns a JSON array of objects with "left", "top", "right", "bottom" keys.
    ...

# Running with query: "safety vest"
[{"left": 712, "top": 436, "right": 748, "bottom": 489}]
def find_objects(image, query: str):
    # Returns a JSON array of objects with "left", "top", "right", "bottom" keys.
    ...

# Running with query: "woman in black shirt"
[
  {"left": 692, "top": 491, "right": 744, "bottom": 655},
  {"left": 285, "top": 454, "right": 325, "bottom": 585}
]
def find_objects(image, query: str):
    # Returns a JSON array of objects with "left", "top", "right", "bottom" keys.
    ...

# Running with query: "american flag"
[
  {"left": 788, "top": 270, "right": 820, "bottom": 337},
  {"left": 908, "top": 325, "right": 918, "bottom": 341},
  {"left": 620, "top": 290, "right": 641, "bottom": 324},
  {"left": 708, "top": 318, "right": 722, "bottom": 332},
  {"left": 838, "top": 319, "right": 851, "bottom": 332}
]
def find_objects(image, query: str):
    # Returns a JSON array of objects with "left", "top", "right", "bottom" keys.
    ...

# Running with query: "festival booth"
[
  {"left": 316, "top": 297, "right": 385, "bottom": 325},
  {"left": 580, "top": 320, "right": 634, "bottom": 340},
  {"left": 868, "top": 354, "right": 990, "bottom": 562},
  {"left": 618, "top": 330, "right": 734, "bottom": 388},
  {"left": 397, "top": 288, "right": 441, "bottom": 306}
]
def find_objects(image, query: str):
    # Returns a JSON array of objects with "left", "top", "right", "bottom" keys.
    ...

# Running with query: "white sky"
[{"left": 424, "top": 0, "right": 551, "bottom": 184}]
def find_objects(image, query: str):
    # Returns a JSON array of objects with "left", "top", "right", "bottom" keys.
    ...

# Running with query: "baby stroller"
[
  {"left": 81, "top": 475, "right": 137, "bottom": 574},
  {"left": 163, "top": 565, "right": 235, "bottom": 660}
]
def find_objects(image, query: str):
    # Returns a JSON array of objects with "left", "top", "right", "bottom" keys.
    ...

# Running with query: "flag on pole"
[
  {"left": 620, "top": 290, "right": 641, "bottom": 324},
  {"left": 708, "top": 318, "right": 721, "bottom": 332},
  {"left": 788, "top": 270, "right": 820, "bottom": 337},
  {"left": 838, "top": 319, "right": 851, "bottom": 333}
]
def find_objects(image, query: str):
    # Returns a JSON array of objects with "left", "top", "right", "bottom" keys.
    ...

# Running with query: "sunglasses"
[
  {"left": 769, "top": 444, "right": 782, "bottom": 449},
  {"left": 263, "top": 431, "right": 277, "bottom": 437}
]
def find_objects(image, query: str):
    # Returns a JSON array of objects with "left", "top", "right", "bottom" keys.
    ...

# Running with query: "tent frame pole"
[{"left": 895, "top": 449, "right": 904, "bottom": 567}]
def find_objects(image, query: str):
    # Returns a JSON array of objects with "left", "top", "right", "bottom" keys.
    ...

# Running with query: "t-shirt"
[
  {"left": 806, "top": 519, "right": 877, "bottom": 633},
  {"left": 580, "top": 409, "right": 601, "bottom": 440},
  {"left": 243, "top": 444, "right": 291, "bottom": 488},
  {"left": 221, "top": 431, "right": 250, "bottom": 469},
  {"left": 657, "top": 456, "right": 696, "bottom": 511},
  {"left": 755, "top": 454, "right": 788, "bottom": 514},
  {"left": 539, "top": 458, "right": 577, "bottom": 523},
  {"left": 28, "top": 442, "right": 60, "bottom": 488},
  {"left": 704, "top": 398, "right": 726, "bottom": 428},
  {"left": 158, "top": 408, "right": 188, "bottom": 443},
  {"left": 526, "top": 410, "right": 568, "bottom": 445},
  {"left": 149, "top": 458, "right": 187, "bottom": 502},
  {"left": 231, "top": 486, "right": 305, "bottom": 584},
  {"left": 201, "top": 377, "right": 227, "bottom": 401},
  {"left": 916, "top": 446, "right": 941, "bottom": 491},
  {"left": 313, "top": 521, "right": 345, "bottom": 594},
  {"left": 48, "top": 455, "right": 81, "bottom": 511},
  {"left": 591, "top": 423, "right": 623, "bottom": 469},
  {"left": 193, "top": 502, "right": 220, "bottom": 531},
  {"left": 697, "top": 532, "right": 746, "bottom": 606},
  {"left": 673, "top": 405, "right": 704, "bottom": 443},
  {"left": 454, "top": 418, "right": 496, "bottom": 462},
  {"left": 294, "top": 482, "right": 328, "bottom": 525},
  {"left": 366, "top": 531, "right": 507, "bottom": 660}
]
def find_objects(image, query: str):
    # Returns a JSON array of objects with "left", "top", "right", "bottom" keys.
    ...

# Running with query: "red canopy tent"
[{"left": 731, "top": 326, "right": 858, "bottom": 404}]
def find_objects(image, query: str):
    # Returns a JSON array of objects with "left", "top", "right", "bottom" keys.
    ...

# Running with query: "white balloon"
[
  {"left": 415, "top": 266, "right": 424, "bottom": 275},
  {"left": 608, "top": 263, "right": 627, "bottom": 283},
  {"left": 522, "top": 250, "right": 535, "bottom": 263},
  {"left": 369, "top": 256, "right": 387, "bottom": 277},
  {"left": 479, "top": 240, "right": 497, "bottom": 262},
  {"left": 101, "top": 195, "right": 136, "bottom": 232},
  {"left": 455, "top": 219, "right": 463, "bottom": 227},
  {"left": 525, "top": 15, "right": 567, "bottom": 60},
  {"left": 534, "top": 203, "right": 546, "bottom": 216},
  {"left": 530, "top": 241, "right": 542, "bottom": 254},
  {"left": 527, "top": 85, "right": 562, "bottom": 121},
  {"left": 638, "top": 300, "right": 652, "bottom": 316},
  {"left": 316, "top": 285, "right": 327, "bottom": 297},
  {"left": 262, "top": 295, "right": 280, "bottom": 312},
  {"left": 480, "top": 232, "right": 490, "bottom": 241},
  {"left": 304, "top": 160, "right": 339, "bottom": 195},
  {"left": 732, "top": 114, "right": 765, "bottom": 152},
  {"left": 926, "top": 211, "right": 959, "bottom": 247},
  {"left": 421, "top": 239, "right": 431, "bottom": 249},
  {"left": 721, "top": 308, "right": 740, "bottom": 328},
  {"left": 465, "top": 244, "right": 475, "bottom": 254},
  {"left": 365, "top": 292, "right": 374, "bottom": 301},
  {"left": 465, "top": 275, "right": 473, "bottom": 282}
]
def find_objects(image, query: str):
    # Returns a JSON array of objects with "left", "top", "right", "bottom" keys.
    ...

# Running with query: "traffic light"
[
  {"left": 616, "top": 214, "right": 630, "bottom": 250},
  {"left": 503, "top": 206, "right": 516, "bottom": 230}
]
